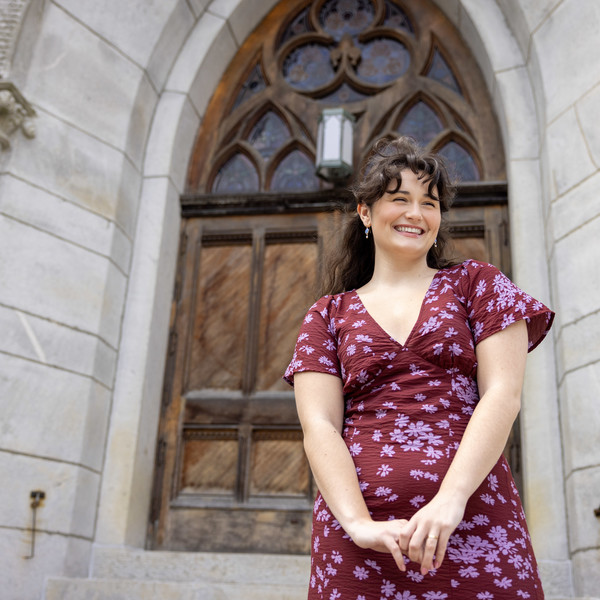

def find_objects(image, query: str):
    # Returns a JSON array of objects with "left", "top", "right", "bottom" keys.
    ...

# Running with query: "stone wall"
[{"left": 0, "top": 1, "right": 598, "bottom": 599}]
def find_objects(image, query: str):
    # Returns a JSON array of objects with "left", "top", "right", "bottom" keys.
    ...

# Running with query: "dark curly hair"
[{"left": 321, "top": 136, "right": 458, "bottom": 295}]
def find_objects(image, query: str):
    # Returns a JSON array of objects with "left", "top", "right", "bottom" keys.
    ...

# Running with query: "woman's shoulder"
[
  {"left": 437, "top": 259, "right": 502, "bottom": 282},
  {"left": 306, "top": 290, "right": 358, "bottom": 318}
]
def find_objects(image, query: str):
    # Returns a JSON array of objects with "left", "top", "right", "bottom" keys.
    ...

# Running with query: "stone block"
[
  {"left": 95, "top": 177, "right": 180, "bottom": 547},
  {"left": 210, "top": 0, "right": 278, "bottom": 46},
  {"left": 25, "top": 2, "right": 144, "bottom": 151},
  {"left": 125, "top": 73, "right": 159, "bottom": 171},
  {"left": 537, "top": 559, "right": 574, "bottom": 599},
  {"left": 92, "top": 547, "right": 310, "bottom": 583},
  {"left": 552, "top": 215, "right": 600, "bottom": 324},
  {"left": 0, "top": 354, "right": 111, "bottom": 470},
  {"left": 0, "top": 452, "right": 99, "bottom": 538},
  {"left": 565, "top": 466, "right": 600, "bottom": 552},
  {"left": 45, "top": 578, "right": 308, "bottom": 600},
  {"left": 495, "top": 0, "right": 532, "bottom": 60},
  {"left": 53, "top": 0, "right": 179, "bottom": 68},
  {"left": 545, "top": 109, "right": 596, "bottom": 197},
  {"left": 0, "top": 174, "right": 132, "bottom": 275},
  {"left": 0, "top": 303, "right": 116, "bottom": 389},
  {"left": 576, "top": 85, "right": 600, "bottom": 167},
  {"left": 166, "top": 12, "right": 237, "bottom": 117},
  {"left": 0, "top": 528, "right": 90, "bottom": 600},
  {"left": 147, "top": 0, "right": 196, "bottom": 91},
  {"left": 461, "top": 0, "right": 524, "bottom": 79},
  {"left": 559, "top": 364, "right": 600, "bottom": 474},
  {"left": 558, "top": 311, "right": 600, "bottom": 381},
  {"left": 495, "top": 67, "right": 540, "bottom": 160},
  {"left": 551, "top": 170, "right": 600, "bottom": 242},
  {"left": 143, "top": 92, "right": 201, "bottom": 191},
  {"left": 0, "top": 216, "right": 127, "bottom": 348},
  {"left": 571, "top": 548, "right": 600, "bottom": 598},
  {"left": 533, "top": 0, "right": 600, "bottom": 121},
  {"left": 8, "top": 110, "right": 141, "bottom": 238}
]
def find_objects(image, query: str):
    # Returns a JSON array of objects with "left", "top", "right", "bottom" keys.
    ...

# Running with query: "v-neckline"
[{"left": 353, "top": 270, "right": 441, "bottom": 348}]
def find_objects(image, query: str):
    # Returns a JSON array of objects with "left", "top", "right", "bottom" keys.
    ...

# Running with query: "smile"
[{"left": 394, "top": 225, "right": 424, "bottom": 235}]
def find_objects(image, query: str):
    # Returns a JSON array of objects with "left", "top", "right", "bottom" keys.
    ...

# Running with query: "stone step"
[
  {"left": 91, "top": 547, "right": 311, "bottom": 585},
  {"left": 45, "top": 578, "right": 307, "bottom": 600}
]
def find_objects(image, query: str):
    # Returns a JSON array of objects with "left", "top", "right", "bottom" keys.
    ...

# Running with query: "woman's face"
[{"left": 358, "top": 169, "right": 441, "bottom": 262}]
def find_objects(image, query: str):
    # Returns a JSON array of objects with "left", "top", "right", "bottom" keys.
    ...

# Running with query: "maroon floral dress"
[{"left": 284, "top": 260, "right": 554, "bottom": 600}]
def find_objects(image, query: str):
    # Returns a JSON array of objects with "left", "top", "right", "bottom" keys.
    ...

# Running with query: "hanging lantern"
[{"left": 315, "top": 108, "right": 355, "bottom": 182}]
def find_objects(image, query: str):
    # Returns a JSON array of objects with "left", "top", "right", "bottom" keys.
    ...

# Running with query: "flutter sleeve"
[
  {"left": 283, "top": 295, "right": 342, "bottom": 386},
  {"left": 462, "top": 260, "right": 555, "bottom": 352}
]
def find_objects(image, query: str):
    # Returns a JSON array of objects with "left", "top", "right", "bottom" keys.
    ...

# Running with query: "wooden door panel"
[
  {"left": 256, "top": 240, "right": 319, "bottom": 391},
  {"left": 187, "top": 243, "right": 253, "bottom": 391}
]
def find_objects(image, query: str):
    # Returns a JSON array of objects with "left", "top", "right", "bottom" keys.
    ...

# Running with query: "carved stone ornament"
[{"left": 0, "top": 81, "right": 36, "bottom": 150}]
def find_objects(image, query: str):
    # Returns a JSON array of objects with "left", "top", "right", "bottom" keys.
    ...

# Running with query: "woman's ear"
[{"left": 357, "top": 203, "right": 371, "bottom": 227}]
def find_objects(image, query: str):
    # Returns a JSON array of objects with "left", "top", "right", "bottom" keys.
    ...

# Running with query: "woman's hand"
[
  {"left": 346, "top": 517, "right": 410, "bottom": 572},
  {"left": 399, "top": 492, "right": 466, "bottom": 575}
]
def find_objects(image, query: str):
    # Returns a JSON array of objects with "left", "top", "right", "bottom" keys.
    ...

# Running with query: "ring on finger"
[{"left": 427, "top": 535, "right": 438, "bottom": 541}]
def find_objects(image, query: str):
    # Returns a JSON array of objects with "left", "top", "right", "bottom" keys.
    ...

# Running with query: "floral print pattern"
[{"left": 285, "top": 260, "right": 554, "bottom": 599}]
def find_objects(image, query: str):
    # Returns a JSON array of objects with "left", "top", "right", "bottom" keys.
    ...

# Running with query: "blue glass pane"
[
  {"left": 212, "top": 154, "right": 260, "bottom": 193},
  {"left": 438, "top": 142, "right": 479, "bottom": 181},
  {"left": 397, "top": 102, "right": 444, "bottom": 145},
  {"left": 320, "top": 0, "right": 375, "bottom": 41},
  {"left": 270, "top": 150, "right": 320, "bottom": 191},
  {"left": 283, "top": 44, "right": 336, "bottom": 90},
  {"left": 233, "top": 64, "right": 267, "bottom": 111},
  {"left": 356, "top": 37, "right": 410, "bottom": 84},
  {"left": 248, "top": 112, "right": 290, "bottom": 159},
  {"left": 383, "top": 1, "right": 414, "bottom": 34},
  {"left": 427, "top": 50, "right": 461, "bottom": 95},
  {"left": 319, "top": 82, "right": 369, "bottom": 103},
  {"left": 279, "top": 7, "right": 312, "bottom": 46}
]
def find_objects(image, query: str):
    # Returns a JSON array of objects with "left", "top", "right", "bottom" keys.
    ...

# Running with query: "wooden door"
[{"left": 149, "top": 0, "right": 513, "bottom": 553}]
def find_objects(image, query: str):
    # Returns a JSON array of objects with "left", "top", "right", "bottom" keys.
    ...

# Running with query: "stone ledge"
[
  {"left": 92, "top": 546, "right": 310, "bottom": 586},
  {"left": 45, "top": 577, "right": 307, "bottom": 600}
]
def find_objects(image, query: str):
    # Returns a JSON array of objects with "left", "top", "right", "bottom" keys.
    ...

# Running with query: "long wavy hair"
[{"left": 321, "top": 136, "right": 458, "bottom": 296}]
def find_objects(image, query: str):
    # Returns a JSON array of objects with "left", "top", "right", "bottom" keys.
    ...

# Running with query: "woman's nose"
[{"left": 406, "top": 200, "right": 423, "bottom": 219}]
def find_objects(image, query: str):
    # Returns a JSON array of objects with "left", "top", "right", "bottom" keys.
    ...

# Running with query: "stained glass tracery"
[
  {"left": 283, "top": 43, "right": 335, "bottom": 90},
  {"left": 248, "top": 112, "right": 291, "bottom": 159},
  {"left": 356, "top": 37, "right": 410, "bottom": 84},
  {"left": 427, "top": 49, "right": 462, "bottom": 95},
  {"left": 319, "top": 0, "right": 375, "bottom": 40},
  {"left": 396, "top": 101, "right": 443, "bottom": 145},
  {"left": 233, "top": 64, "right": 267, "bottom": 110},
  {"left": 383, "top": 0, "right": 414, "bottom": 33},
  {"left": 270, "top": 150, "right": 320, "bottom": 191},
  {"left": 438, "top": 141, "right": 479, "bottom": 181},
  {"left": 212, "top": 154, "right": 260, "bottom": 193}
]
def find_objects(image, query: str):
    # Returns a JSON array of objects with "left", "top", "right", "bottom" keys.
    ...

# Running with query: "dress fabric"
[{"left": 284, "top": 260, "right": 554, "bottom": 600}]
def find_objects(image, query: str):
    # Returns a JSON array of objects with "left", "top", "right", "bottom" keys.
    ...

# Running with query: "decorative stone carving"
[{"left": 0, "top": 81, "right": 35, "bottom": 149}]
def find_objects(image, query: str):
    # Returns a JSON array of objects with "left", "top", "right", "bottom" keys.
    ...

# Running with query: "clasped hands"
[{"left": 347, "top": 494, "right": 466, "bottom": 576}]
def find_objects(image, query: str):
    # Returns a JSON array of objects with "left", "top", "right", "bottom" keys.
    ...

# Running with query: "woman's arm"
[
  {"left": 294, "top": 371, "right": 408, "bottom": 571},
  {"left": 399, "top": 319, "right": 529, "bottom": 574}
]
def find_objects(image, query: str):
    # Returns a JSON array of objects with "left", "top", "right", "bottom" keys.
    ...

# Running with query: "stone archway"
[{"left": 94, "top": 0, "right": 569, "bottom": 595}]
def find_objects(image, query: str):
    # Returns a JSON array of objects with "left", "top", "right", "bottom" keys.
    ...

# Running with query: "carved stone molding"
[{"left": 0, "top": 81, "right": 35, "bottom": 150}]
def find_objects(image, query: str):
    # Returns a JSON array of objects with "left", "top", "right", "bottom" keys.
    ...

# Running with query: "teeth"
[{"left": 395, "top": 226, "right": 422, "bottom": 234}]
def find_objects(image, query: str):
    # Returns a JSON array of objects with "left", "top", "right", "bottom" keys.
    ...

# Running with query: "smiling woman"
[{"left": 285, "top": 136, "right": 555, "bottom": 599}]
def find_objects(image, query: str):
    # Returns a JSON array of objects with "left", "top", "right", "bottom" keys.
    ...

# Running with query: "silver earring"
[
  {"left": 434, "top": 238, "right": 438, "bottom": 248},
  {"left": 365, "top": 226, "right": 370, "bottom": 240}
]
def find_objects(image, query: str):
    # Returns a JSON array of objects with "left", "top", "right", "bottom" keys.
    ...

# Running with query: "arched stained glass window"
[
  {"left": 188, "top": 0, "right": 505, "bottom": 193},
  {"left": 438, "top": 141, "right": 480, "bottom": 181},
  {"left": 248, "top": 112, "right": 291, "bottom": 159},
  {"left": 396, "top": 101, "right": 443, "bottom": 145},
  {"left": 212, "top": 154, "right": 259, "bottom": 193},
  {"left": 270, "top": 150, "right": 320, "bottom": 191}
]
